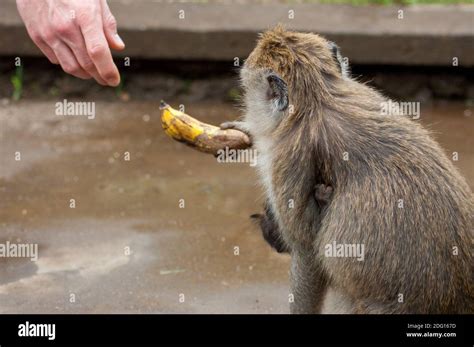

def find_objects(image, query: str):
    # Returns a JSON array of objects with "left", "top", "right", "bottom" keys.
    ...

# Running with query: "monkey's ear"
[
  {"left": 328, "top": 41, "right": 349, "bottom": 77},
  {"left": 328, "top": 41, "right": 342, "bottom": 74},
  {"left": 266, "top": 73, "right": 288, "bottom": 112}
]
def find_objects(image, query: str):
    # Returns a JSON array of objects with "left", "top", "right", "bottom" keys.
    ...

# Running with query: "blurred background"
[{"left": 0, "top": 0, "right": 472, "bottom": 313}]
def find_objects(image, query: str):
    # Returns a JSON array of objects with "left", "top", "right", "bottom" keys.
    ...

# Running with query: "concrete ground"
[{"left": 0, "top": 99, "right": 472, "bottom": 313}]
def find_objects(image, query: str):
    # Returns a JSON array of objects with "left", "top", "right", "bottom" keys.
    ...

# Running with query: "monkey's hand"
[
  {"left": 251, "top": 212, "right": 290, "bottom": 254},
  {"left": 220, "top": 121, "right": 253, "bottom": 142},
  {"left": 314, "top": 184, "right": 333, "bottom": 210}
]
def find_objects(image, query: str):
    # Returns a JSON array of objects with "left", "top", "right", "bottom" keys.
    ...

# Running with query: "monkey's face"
[
  {"left": 241, "top": 27, "right": 348, "bottom": 138},
  {"left": 240, "top": 67, "right": 289, "bottom": 137}
]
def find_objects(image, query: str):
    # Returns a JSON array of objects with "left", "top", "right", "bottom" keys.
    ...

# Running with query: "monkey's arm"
[
  {"left": 252, "top": 185, "right": 333, "bottom": 254},
  {"left": 251, "top": 203, "right": 289, "bottom": 253}
]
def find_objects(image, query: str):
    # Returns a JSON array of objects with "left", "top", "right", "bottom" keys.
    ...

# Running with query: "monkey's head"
[{"left": 241, "top": 26, "right": 349, "bottom": 137}]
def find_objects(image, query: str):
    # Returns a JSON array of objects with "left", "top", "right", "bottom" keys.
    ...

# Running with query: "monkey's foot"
[{"left": 314, "top": 184, "right": 333, "bottom": 209}]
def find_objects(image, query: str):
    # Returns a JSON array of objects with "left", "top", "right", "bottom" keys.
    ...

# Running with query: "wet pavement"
[{"left": 0, "top": 99, "right": 472, "bottom": 313}]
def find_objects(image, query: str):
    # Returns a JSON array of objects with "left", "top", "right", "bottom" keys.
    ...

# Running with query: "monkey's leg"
[
  {"left": 351, "top": 299, "right": 399, "bottom": 314},
  {"left": 290, "top": 249, "right": 328, "bottom": 314},
  {"left": 321, "top": 288, "right": 355, "bottom": 314}
]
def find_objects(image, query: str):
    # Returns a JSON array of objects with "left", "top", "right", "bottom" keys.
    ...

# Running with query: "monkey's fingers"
[
  {"left": 315, "top": 184, "right": 333, "bottom": 207},
  {"left": 220, "top": 121, "right": 253, "bottom": 141},
  {"left": 220, "top": 121, "right": 238, "bottom": 130},
  {"left": 160, "top": 101, "right": 252, "bottom": 155}
]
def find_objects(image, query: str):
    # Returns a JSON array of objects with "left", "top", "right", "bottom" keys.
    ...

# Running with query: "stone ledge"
[{"left": 0, "top": 0, "right": 472, "bottom": 66}]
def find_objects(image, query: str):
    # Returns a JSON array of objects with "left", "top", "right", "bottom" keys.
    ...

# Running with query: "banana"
[{"left": 160, "top": 101, "right": 251, "bottom": 155}]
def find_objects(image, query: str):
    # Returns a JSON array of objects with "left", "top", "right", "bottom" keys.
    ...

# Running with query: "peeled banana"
[{"left": 160, "top": 101, "right": 251, "bottom": 155}]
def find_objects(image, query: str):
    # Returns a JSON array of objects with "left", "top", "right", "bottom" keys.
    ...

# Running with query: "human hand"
[{"left": 16, "top": 0, "right": 125, "bottom": 86}]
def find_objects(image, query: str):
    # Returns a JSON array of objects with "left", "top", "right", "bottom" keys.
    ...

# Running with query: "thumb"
[{"left": 101, "top": 0, "right": 125, "bottom": 51}]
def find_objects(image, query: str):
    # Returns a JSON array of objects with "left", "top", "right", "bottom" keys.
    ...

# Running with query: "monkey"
[{"left": 223, "top": 26, "right": 474, "bottom": 314}]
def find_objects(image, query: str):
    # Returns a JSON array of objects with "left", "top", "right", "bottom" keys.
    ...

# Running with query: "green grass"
[
  {"left": 227, "top": 87, "right": 241, "bottom": 102},
  {"left": 11, "top": 65, "right": 24, "bottom": 101}
]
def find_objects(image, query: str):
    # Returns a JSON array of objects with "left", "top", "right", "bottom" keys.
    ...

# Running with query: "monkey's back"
[{"left": 316, "top": 110, "right": 474, "bottom": 314}]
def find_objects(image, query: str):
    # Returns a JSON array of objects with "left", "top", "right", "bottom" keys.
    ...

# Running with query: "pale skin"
[{"left": 16, "top": 0, "right": 125, "bottom": 86}]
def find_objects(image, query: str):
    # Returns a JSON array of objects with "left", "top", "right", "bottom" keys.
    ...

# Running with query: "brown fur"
[
  {"left": 242, "top": 26, "right": 474, "bottom": 313},
  {"left": 252, "top": 184, "right": 332, "bottom": 254}
]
